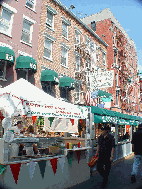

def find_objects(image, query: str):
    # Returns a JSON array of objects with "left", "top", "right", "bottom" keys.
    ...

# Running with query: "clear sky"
[{"left": 60, "top": 0, "right": 142, "bottom": 73}]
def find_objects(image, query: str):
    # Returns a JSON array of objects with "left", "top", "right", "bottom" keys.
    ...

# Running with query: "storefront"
[{"left": 0, "top": 78, "right": 90, "bottom": 189}]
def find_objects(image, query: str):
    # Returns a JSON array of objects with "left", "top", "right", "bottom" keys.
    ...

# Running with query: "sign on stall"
[{"left": 90, "top": 70, "right": 114, "bottom": 89}]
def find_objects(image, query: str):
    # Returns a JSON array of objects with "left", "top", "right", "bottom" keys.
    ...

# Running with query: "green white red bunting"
[
  {"left": 58, "top": 157, "right": 65, "bottom": 173},
  {"left": 50, "top": 158, "right": 58, "bottom": 175},
  {"left": 27, "top": 161, "right": 37, "bottom": 180},
  {"left": 38, "top": 160, "right": 47, "bottom": 178},
  {"left": 10, "top": 163, "right": 21, "bottom": 184}
]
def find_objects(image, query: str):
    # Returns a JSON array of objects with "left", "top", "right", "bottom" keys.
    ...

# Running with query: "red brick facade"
[{"left": 82, "top": 8, "right": 140, "bottom": 115}]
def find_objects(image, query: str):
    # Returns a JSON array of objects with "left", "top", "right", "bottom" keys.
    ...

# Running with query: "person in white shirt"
[{"left": 10, "top": 121, "right": 23, "bottom": 136}]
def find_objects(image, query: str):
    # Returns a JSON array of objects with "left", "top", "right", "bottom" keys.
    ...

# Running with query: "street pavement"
[{"left": 69, "top": 154, "right": 142, "bottom": 189}]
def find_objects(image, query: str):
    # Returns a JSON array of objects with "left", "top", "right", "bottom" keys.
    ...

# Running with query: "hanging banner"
[
  {"left": 38, "top": 160, "right": 47, "bottom": 179},
  {"left": 67, "top": 152, "right": 73, "bottom": 167},
  {"left": 90, "top": 70, "right": 114, "bottom": 89},
  {"left": 27, "top": 161, "right": 37, "bottom": 180},
  {"left": 58, "top": 157, "right": 65, "bottom": 173},
  {"left": 50, "top": 158, "right": 58, "bottom": 175},
  {"left": 76, "top": 151, "right": 81, "bottom": 164},
  {"left": 10, "top": 163, "right": 21, "bottom": 184}
]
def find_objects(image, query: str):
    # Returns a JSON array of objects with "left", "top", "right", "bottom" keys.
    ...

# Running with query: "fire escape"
[{"left": 117, "top": 33, "right": 133, "bottom": 112}]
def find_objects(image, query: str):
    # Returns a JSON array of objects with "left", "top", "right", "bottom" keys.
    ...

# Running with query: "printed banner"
[
  {"left": 50, "top": 158, "right": 58, "bottom": 175},
  {"left": 67, "top": 152, "right": 73, "bottom": 167},
  {"left": 38, "top": 160, "right": 47, "bottom": 179},
  {"left": 58, "top": 157, "right": 65, "bottom": 173},
  {"left": 10, "top": 163, "right": 21, "bottom": 184},
  {"left": 27, "top": 161, "right": 37, "bottom": 180}
]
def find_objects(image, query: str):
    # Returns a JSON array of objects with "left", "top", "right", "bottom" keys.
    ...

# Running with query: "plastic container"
[{"left": 67, "top": 142, "right": 69, "bottom": 149}]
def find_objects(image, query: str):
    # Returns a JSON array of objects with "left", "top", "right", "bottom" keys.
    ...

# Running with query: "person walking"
[
  {"left": 95, "top": 124, "right": 115, "bottom": 188},
  {"left": 131, "top": 123, "right": 142, "bottom": 183}
]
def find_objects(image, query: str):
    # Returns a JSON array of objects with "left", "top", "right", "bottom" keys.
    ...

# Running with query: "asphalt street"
[{"left": 69, "top": 154, "right": 142, "bottom": 189}]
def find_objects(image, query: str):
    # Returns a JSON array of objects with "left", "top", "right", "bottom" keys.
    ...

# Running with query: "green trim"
[
  {"left": 40, "top": 69, "right": 59, "bottom": 84},
  {"left": 44, "top": 33, "right": 56, "bottom": 41},
  {"left": 60, "top": 42, "right": 70, "bottom": 50},
  {"left": 46, "top": 5, "right": 57, "bottom": 14},
  {"left": 0, "top": 46, "right": 15, "bottom": 65},
  {"left": 15, "top": 56, "right": 37, "bottom": 72},
  {"left": 59, "top": 76, "right": 75, "bottom": 89},
  {"left": 62, "top": 16, "right": 71, "bottom": 25}
]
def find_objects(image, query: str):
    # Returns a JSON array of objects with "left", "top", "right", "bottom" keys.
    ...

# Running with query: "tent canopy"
[{"left": 0, "top": 78, "right": 87, "bottom": 119}]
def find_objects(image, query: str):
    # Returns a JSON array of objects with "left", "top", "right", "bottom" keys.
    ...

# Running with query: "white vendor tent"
[{"left": 0, "top": 78, "right": 88, "bottom": 120}]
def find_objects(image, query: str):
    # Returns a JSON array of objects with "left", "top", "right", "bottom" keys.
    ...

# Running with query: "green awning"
[
  {"left": 40, "top": 69, "right": 59, "bottom": 84},
  {"left": 15, "top": 56, "right": 37, "bottom": 72},
  {"left": 98, "top": 90, "right": 112, "bottom": 98},
  {"left": 0, "top": 46, "right": 15, "bottom": 65},
  {"left": 59, "top": 77, "right": 75, "bottom": 89},
  {"left": 94, "top": 115, "right": 118, "bottom": 124}
]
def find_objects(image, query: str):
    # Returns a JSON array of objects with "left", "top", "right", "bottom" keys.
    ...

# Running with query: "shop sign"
[
  {"left": 102, "top": 116, "right": 118, "bottom": 124},
  {"left": 90, "top": 70, "right": 114, "bottom": 89},
  {"left": 30, "top": 63, "right": 36, "bottom": 70},
  {"left": 6, "top": 54, "right": 13, "bottom": 62}
]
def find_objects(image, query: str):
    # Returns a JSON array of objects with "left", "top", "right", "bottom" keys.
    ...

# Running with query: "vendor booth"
[{"left": 0, "top": 78, "right": 90, "bottom": 189}]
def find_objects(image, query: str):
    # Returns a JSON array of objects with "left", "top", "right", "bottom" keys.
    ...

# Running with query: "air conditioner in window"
[{"left": 46, "top": 18, "right": 52, "bottom": 27}]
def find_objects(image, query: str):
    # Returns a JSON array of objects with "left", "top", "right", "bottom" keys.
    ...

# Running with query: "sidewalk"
[{"left": 69, "top": 154, "right": 142, "bottom": 189}]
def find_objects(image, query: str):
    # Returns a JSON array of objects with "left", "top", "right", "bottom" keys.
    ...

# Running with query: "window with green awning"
[
  {"left": 40, "top": 69, "right": 59, "bottom": 84},
  {"left": 59, "top": 76, "right": 75, "bottom": 90},
  {"left": 15, "top": 56, "right": 37, "bottom": 72},
  {"left": 0, "top": 46, "right": 15, "bottom": 65}
]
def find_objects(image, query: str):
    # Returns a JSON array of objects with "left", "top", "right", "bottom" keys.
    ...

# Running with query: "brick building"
[
  {"left": 35, "top": 0, "right": 108, "bottom": 105},
  {"left": 0, "top": 0, "right": 42, "bottom": 87},
  {"left": 82, "top": 8, "right": 140, "bottom": 115}
]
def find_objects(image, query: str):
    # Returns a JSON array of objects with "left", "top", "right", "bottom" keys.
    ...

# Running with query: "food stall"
[{"left": 0, "top": 78, "right": 90, "bottom": 189}]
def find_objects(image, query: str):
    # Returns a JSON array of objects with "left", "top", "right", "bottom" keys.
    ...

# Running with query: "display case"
[{"left": 0, "top": 137, "right": 65, "bottom": 164}]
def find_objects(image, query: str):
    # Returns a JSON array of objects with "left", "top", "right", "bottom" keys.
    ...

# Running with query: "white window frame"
[
  {"left": 61, "top": 46, "right": 68, "bottom": 67},
  {"left": 62, "top": 21, "right": 68, "bottom": 39},
  {"left": 96, "top": 45, "right": 99, "bottom": 62},
  {"left": 115, "top": 73, "right": 118, "bottom": 86},
  {"left": 46, "top": 10, "right": 54, "bottom": 29},
  {"left": 116, "top": 91, "right": 119, "bottom": 105},
  {"left": 43, "top": 37, "right": 53, "bottom": 61},
  {"left": 0, "top": 3, "right": 17, "bottom": 37},
  {"left": 102, "top": 50, "right": 106, "bottom": 66},
  {"left": 20, "top": 15, "right": 36, "bottom": 45},
  {"left": 75, "top": 54, "right": 80, "bottom": 71},
  {"left": 75, "top": 30, "right": 80, "bottom": 45},
  {"left": 25, "top": 0, "right": 36, "bottom": 11}
]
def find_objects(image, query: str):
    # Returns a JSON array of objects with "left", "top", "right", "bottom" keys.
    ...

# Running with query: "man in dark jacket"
[
  {"left": 131, "top": 123, "right": 142, "bottom": 183},
  {"left": 95, "top": 124, "right": 115, "bottom": 188}
]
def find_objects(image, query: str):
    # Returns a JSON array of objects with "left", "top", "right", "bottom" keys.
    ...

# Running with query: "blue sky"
[{"left": 60, "top": 0, "right": 142, "bottom": 73}]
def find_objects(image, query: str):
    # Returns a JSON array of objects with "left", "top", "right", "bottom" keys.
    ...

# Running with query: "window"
[
  {"left": 44, "top": 38, "right": 52, "bottom": 60},
  {"left": 115, "top": 73, "right": 118, "bottom": 86},
  {"left": 75, "top": 30, "right": 80, "bottom": 44},
  {"left": 96, "top": 46, "right": 99, "bottom": 62},
  {"left": 75, "top": 55, "right": 80, "bottom": 71},
  {"left": 114, "top": 54, "right": 117, "bottom": 64},
  {"left": 42, "top": 83, "right": 55, "bottom": 97},
  {"left": 74, "top": 83, "right": 80, "bottom": 103},
  {"left": 91, "top": 21, "right": 96, "bottom": 31},
  {"left": 113, "top": 36, "right": 115, "bottom": 45},
  {"left": 0, "top": 4, "right": 17, "bottom": 36},
  {"left": 116, "top": 90, "right": 119, "bottom": 105},
  {"left": 21, "top": 17, "right": 35, "bottom": 44},
  {"left": 0, "top": 60, "right": 7, "bottom": 80},
  {"left": 60, "top": 88, "right": 69, "bottom": 101},
  {"left": 86, "top": 58, "right": 91, "bottom": 69},
  {"left": 102, "top": 51, "right": 106, "bottom": 66},
  {"left": 46, "top": 10, "right": 53, "bottom": 28},
  {"left": 61, "top": 46, "right": 68, "bottom": 67},
  {"left": 85, "top": 35, "right": 91, "bottom": 50},
  {"left": 62, "top": 21, "right": 68, "bottom": 38},
  {"left": 26, "top": 0, "right": 36, "bottom": 10}
]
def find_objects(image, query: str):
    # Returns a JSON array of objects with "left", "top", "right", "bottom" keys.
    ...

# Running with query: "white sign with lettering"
[
  {"left": 90, "top": 70, "right": 114, "bottom": 89},
  {"left": 30, "top": 63, "right": 36, "bottom": 70},
  {"left": 6, "top": 54, "right": 13, "bottom": 62}
]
